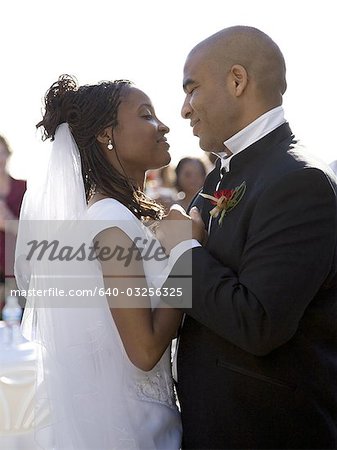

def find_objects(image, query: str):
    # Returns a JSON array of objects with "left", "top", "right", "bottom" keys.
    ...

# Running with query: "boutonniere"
[{"left": 200, "top": 181, "right": 246, "bottom": 225}]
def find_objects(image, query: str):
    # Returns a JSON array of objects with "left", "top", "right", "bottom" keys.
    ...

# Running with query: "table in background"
[{"left": 0, "top": 321, "right": 49, "bottom": 449}]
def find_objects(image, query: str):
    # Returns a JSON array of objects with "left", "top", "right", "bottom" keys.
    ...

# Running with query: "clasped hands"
[{"left": 153, "top": 204, "right": 207, "bottom": 255}]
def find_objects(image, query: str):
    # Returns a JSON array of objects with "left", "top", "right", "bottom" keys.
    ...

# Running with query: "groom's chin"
[
  {"left": 199, "top": 139, "right": 221, "bottom": 154},
  {"left": 198, "top": 137, "right": 212, "bottom": 153}
]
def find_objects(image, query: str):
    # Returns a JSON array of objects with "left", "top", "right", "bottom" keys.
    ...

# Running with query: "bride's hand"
[{"left": 154, "top": 204, "right": 206, "bottom": 254}]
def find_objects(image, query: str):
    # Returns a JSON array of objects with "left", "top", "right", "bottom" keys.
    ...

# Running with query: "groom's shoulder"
[{"left": 261, "top": 141, "right": 336, "bottom": 188}]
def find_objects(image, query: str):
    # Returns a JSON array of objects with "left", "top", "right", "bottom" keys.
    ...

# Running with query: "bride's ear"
[{"left": 97, "top": 127, "right": 113, "bottom": 145}]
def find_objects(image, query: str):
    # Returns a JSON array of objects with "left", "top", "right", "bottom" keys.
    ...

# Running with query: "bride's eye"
[{"left": 142, "top": 110, "right": 154, "bottom": 119}]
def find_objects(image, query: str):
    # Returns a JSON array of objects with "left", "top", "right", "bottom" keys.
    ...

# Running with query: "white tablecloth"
[
  {"left": 0, "top": 321, "right": 46, "bottom": 449},
  {"left": 0, "top": 321, "right": 37, "bottom": 366}
]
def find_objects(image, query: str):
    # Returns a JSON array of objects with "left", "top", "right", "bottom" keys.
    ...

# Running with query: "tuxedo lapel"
[{"left": 193, "top": 160, "right": 222, "bottom": 229}]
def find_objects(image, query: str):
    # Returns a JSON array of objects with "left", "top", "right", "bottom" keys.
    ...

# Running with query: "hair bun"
[
  {"left": 37, "top": 74, "right": 79, "bottom": 140},
  {"left": 45, "top": 74, "right": 78, "bottom": 108},
  {"left": 55, "top": 74, "right": 78, "bottom": 97}
]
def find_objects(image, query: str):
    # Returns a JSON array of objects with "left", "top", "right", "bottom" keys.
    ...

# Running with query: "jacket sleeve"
[{"left": 164, "top": 167, "right": 337, "bottom": 356}]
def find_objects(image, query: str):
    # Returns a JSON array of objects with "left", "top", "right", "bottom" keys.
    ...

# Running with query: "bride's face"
[{"left": 112, "top": 87, "right": 171, "bottom": 177}]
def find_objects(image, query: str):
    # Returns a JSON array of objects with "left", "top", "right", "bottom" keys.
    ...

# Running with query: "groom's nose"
[{"left": 181, "top": 96, "right": 192, "bottom": 119}]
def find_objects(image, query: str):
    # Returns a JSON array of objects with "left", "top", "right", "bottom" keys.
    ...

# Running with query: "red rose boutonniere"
[{"left": 200, "top": 181, "right": 246, "bottom": 225}]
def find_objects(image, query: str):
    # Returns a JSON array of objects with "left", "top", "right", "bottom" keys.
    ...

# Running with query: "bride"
[{"left": 14, "top": 74, "right": 199, "bottom": 449}]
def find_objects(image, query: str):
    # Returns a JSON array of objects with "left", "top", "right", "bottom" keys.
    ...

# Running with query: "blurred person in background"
[
  {"left": 146, "top": 165, "right": 178, "bottom": 212},
  {"left": 175, "top": 157, "right": 207, "bottom": 211},
  {"left": 0, "top": 135, "right": 26, "bottom": 312}
]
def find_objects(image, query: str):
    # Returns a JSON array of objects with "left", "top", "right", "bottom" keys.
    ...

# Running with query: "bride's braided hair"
[{"left": 37, "top": 74, "right": 164, "bottom": 220}]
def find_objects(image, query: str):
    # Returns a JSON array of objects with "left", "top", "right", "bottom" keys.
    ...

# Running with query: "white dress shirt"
[{"left": 214, "top": 105, "right": 286, "bottom": 173}]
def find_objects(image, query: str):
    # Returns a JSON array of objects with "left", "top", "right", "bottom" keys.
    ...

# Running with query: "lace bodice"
[{"left": 127, "top": 347, "right": 176, "bottom": 409}]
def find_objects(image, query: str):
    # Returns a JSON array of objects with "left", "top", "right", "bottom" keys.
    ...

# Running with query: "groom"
[{"left": 159, "top": 26, "right": 337, "bottom": 449}]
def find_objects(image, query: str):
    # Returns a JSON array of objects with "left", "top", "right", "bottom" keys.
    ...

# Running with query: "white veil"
[{"left": 15, "top": 124, "right": 136, "bottom": 449}]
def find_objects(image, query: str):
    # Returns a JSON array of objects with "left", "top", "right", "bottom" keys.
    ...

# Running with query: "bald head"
[
  {"left": 181, "top": 26, "right": 287, "bottom": 152},
  {"left": 190, "top": 26, "right": 287, "bottom": 102}
]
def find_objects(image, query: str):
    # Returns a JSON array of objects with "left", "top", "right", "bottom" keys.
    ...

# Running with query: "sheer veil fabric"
[{"left": 14, "top": 124, "right": 137, "bottom": 449}]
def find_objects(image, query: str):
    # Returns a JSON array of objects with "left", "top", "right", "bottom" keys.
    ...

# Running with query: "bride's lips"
[{"left": 157, "top": 137, "right": 170, "bottom": 148}]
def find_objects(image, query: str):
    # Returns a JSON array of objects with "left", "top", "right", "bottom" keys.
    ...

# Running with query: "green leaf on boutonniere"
[{"left": 200, "top": 181, "right": 246, "bottom": 225}]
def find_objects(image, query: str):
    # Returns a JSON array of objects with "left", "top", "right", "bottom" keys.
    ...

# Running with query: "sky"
[{"left": 1, "top": 0, "right": 336, "bottom": 180}]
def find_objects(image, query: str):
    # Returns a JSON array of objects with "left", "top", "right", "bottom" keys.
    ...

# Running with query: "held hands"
[{"left": 154, "top": 204, "right": 207, "bottom": 255}]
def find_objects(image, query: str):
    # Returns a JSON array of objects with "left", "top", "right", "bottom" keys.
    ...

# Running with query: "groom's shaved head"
[
  {"left": 189, "top": 25, "right": 287, "bottom": 100},
  {"left": 181, "top": 25, "right": 287, "bottom": 151}
]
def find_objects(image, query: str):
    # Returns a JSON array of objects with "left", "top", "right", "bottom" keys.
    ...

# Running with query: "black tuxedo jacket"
[{"left": 166, "top": 123, "right": 337, "bottom": 449}]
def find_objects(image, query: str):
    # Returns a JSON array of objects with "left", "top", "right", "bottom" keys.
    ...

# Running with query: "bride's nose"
[{"left": 158, "top": 121, "right": 170, "bottom": 134}]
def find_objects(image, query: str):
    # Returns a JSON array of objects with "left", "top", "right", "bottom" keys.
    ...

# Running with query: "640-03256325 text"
[{"left": 10, "top": 287, "right": 183, "bottom": 298}]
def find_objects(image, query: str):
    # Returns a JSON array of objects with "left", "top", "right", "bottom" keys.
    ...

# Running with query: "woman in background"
[
  {"left": 175, "top": 157, "right": 207, "bottom": 211},
  {"left": 0, "top": 135, "right": 26, "bottom": 310}
]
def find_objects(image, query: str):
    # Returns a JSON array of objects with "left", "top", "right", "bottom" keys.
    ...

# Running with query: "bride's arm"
[{"left": 95, "top": 226, "right": 182, "bottom": 372}]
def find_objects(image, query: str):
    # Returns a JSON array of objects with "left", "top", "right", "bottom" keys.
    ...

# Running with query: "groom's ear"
[
  {"left": 96, "top": 127, "right": 113, "bottom": 145},
  {"left": 229, "top": 64, "right": 248, "bottom": 97}
]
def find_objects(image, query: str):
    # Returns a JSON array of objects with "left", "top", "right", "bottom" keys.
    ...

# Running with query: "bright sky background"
[{"left": 1, "top": 0, "right": 336, "bottom": 181}]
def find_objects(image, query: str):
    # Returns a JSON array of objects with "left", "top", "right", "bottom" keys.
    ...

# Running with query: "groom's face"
[{"left": 181, "top": 48, "right": 240, "bottom": 153}]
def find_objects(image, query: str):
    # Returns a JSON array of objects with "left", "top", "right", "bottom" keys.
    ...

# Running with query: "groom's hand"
[
  {"left": 155, "top": 204, "right": 206, "bottom": 254},
  {"left": 189, "top": 206, "right": 208, "bottom": 245}
]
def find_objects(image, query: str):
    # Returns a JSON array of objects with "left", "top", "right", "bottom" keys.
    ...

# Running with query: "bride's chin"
[
  {"left": 162, "top": 152, "right": 172, "bottom": 166},
  {"left": 151, "top": 155, "right": 171, "bottom": 170}
]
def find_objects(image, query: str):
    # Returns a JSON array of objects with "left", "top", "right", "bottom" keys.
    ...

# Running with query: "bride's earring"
[{"left": 107, "top": 139, "right": 114, "bottom": 151}]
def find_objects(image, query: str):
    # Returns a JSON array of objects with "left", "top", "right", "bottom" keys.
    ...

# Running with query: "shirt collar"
[{"left": 213, "top": 106, "right": 286, "bottom": 173}]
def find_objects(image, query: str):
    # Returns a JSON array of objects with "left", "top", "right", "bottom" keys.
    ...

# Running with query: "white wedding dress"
[
  {"left": 16, "top": 123, "right": 181, "bottom": 449},
  {"left": 17, "top": 198, "right": 181, "bottom": 450},
  {"left": 84, "top": 198, "right": 182, "bottom": 449}
]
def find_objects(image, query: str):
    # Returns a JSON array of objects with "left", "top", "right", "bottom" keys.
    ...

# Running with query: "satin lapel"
[
  {"left": 199, "top": 162, "right": 222, "bottom": 229},
  {"left": 186, "top": 189, "right": 204, "bottom": 215}
]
